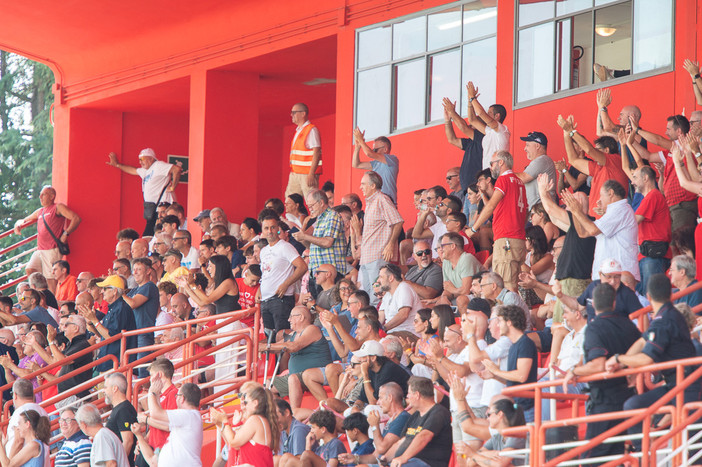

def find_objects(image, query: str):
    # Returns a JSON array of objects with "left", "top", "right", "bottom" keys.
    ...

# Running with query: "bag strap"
[{"left": 41, "top": 210, "right": 63, "bottom": 244}]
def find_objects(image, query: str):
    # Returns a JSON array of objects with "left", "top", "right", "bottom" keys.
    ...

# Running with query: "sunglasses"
[{"left": 414, "top": 249, "right": 431, "bottom": 257}]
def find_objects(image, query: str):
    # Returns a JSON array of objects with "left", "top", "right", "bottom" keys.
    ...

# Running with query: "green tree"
[{"left": 0, "top": 51, "right": 54, "bottom": 294}]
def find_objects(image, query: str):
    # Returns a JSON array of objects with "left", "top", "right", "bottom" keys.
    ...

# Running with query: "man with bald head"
[
  {"left": 209, "top": 207, "right": 240, "bottom": 238},
  {"left": 170, "top": 293, "right": 194, "bottom": 322},
  {"left": 405, "top": 240, "right": 443, "bottom": 300},
  {"left": 131, "top": 238, "right": 150, "bottom": 259},
  {"left": 13, "top": 186, "right": 81, "bottom": 292},
  {"left": 76, "top": 272, "right": 94, "bottom": 294},
  {"left": 115, "top": 240, "right": 132, "bottom": 260}
]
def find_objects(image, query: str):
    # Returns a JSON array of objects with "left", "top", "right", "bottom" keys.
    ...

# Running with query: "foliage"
[{"left": 0, "top": 51, "right": 55, "bottom": 293}]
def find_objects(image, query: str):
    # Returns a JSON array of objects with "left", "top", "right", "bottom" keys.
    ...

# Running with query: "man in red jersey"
[{"left": 468, "top": 150, "right": 527, "bottom": 291}]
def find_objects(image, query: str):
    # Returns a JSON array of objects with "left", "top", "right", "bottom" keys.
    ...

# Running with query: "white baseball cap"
[
  {"left": 354, "top": 340, "right": 385, "bottom": 358},
  {"left": 138, "top": 148, "right": 158, "bottom": 160},
  {"left": 599, "top": 258, "right": 622, "bottom": 275}
]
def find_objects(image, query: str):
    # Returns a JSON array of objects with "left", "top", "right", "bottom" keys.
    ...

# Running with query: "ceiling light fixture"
[{"left": 595, "top": 25, "right": 617, "bottom": 37}]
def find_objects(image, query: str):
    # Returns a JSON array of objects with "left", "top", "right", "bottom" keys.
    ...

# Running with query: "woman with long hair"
[
  {"left": 429, "top": 304, "right": 455, "bottom": 341},
  {"left": 179, "top": 255, "right": 240, "bottom": 315},
  {"left": 408, "top": 308, "right": 438, "bottom": 378},
  {"left": 519, "top": 226, "right": 555, "bottom": 311},
  {"left": 210, "top": 384, "right": 280, "bottom": 467},
  {"left": 330, "top": 279, "right": 356, "bottom": 320},
  {"left": 285, "top": 194, "right": 309, "bottom": 230},
  {"left": 0, "top": 409, "right": 51, "bottom": 467},
  {"left": 529, "top": 203, "right": 560, "bottom": 246}
]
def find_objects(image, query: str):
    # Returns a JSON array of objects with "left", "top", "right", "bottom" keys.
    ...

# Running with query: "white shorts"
[{"left": 26, "top": 248, "right": 61, "bottom": 279}]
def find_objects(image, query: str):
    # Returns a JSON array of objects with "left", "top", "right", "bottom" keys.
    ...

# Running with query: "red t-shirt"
[
  {"left": 493, "top": 170, "right": 527, "bottom": 240},
  {"left": 459, "top": 231, "right": 477, "bottom": 255},
  {"left": 587, "top": 154, "right": 629, "bottom": 219},
  {"left": 195, "top": 319, "right": 216, "bottom": 367},
  {"left": 148, "top": 383, "right": 178, "bottom": 448},
  {"left": 236, "top": 278, "right": 259, "bottom": 327},
  {"left": 635, "top": 189, "right": 672, "bottom": 260},
  {"left": 661, "top": 151, "right": 697, "bottom": 207}
]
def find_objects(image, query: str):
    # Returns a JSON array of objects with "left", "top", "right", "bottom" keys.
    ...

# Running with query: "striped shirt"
[
  {"left": 309, "top": 208, "right": 348, "bottom": 274},
  {"left": 55, "top": 431, "right": 92, "bottom": 467},
  {"left": 360, "top": 191, "right": 403, "bottom": 265}
]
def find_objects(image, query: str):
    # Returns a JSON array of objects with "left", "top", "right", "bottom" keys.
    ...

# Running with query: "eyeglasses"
[
  {"left": 414, "top": 249, "right": 431, "bottom": 257},
  {"left": 314, "top": 270, "right": 330, "bottom": 275},
  {"left": 446, "top": 175, "right": 458, "bottom": 180},
  {"left": 440, "top": 243, "right": 453, "bottom": 249},
  {"left": 65, "top": 322, "right": 79, "bottom": 328},
  {"left": 350, "top": 362, "right": 360, "bottom": 368},
  {"left": 290, "top": 110, "right": 305, "bottom": 115},
  {"left": 447, "top": 327, "right": 462, "bottom": 337},
  {"left": 173, "top": 237, "right": 187, "bottom": 241},
  {"left": 438, "top": 202, "right": 447, "bottom": 208},
  {"left": 348, "top": 300, "right": 360, "bottom": 306},
  {"left": 339, "top": 286, "right": 351, "bottom": 291},
  {"left": 58, "top": 418, "right": 76, "bottom": 425},
  {"left": 480, "top": 282, "right": 494, "bottom": 288},
  {"left": 290, "top": 314, "right": 303, "bottom": 319}
]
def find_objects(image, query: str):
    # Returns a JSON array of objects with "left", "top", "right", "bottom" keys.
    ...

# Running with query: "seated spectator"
[
  {"left": 519, "top": 225, "right": 555, "bottom": 308},
  {"left": 671, "top": 255, "right": 702, "bottom": 309},
  {"left": 0, "top": 288, "right": 58, "bottom": 328},
  {"left": 0, "top": 409, "right": 51, "bottom": 466},
  {"left": 408, "top": 308, "right": 439, "bottom": 378},
  {"left": 405, "top": 240, "right": 443, "bottom": 300},
  {"left": 112, "top": 258, "right": 137, "bottom": 289},
  {"left": 436, "top": 233, "right": 482, "bottom": 311},
  {"left": 429, "top": 304, "right": 456, "bottom": 341},
  {"left": 214, "top": 235, "right": 245, "bottom": 276},
  {"left": 341, "top": 413, "right": 375, "bottom": 458},
  {"left": 28, "top": 272, "right": 59, "bottom": 310},
  {"left": 4, "top": 379, "right": 48, "bottom": 456},
  {"left": 305, "top": 264, "right": 340, "bottom": 311},
  {"left": 0, "top": 330, "right": 48, "bottom": 399},
  {"left": 76, "top": 403, "right": 130, "bottom": 467},
  {"left": 356, "top": 340, "right": 410, "bottom": 406},
  {"left": 266, "top": 306, "right": 332, "bottom": 409},
  {"left": 481, "top": 305, "right": 538, "bottom": 422},
  {"left": 55, "top": 406, "right": 92, "bottom": 467},
  {"left": 172, "top": 230, "right": 200, "bottom": 272},
  {"left": 152, "top": 232, "right": 172, "bottom": 256},
  {"left": 529, "top": 202, "right": 561, "bottom": 245},
  {"left": 131, "top": 238, "right": 150, "bottom": 259},
  {"left": 53, "top": 260, "right": 78, "bottom": 302},
  {"left": 377, "top": 264, "right": 422, "bottom": 340},
  {"left": 279, "top": 409, "right": 346, "bottom": 467},
  {"left": 445, "top": 212, "right": 477, "bottom": 256},
  {"left": 480, "top": 272, "right": 531, "bottom": 330},
  {"left": 364, "top": 382, "right": 410, "bottom": 456},
  {"left": 76, "top": 271, "right": 95, "bottom": 294},
  {"left": 159, "top": 249, "right": 190, "bottom": 285},
  {"left": 284, "top": 194, "right": 309, "bottom": 230},
  {"left": 275, "top": 398, "right": 310, "bottom": 459}
]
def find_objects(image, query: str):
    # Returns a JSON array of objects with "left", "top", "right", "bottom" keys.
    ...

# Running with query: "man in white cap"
[
  {"left": 107, "top": 148, "right": 182, "bottom": 236},
  {"left": 554, "top": 258, "right": 643, "bottom": 322},
  {"left": 356, "top": 340, "right": 410, "bottom": 406}
]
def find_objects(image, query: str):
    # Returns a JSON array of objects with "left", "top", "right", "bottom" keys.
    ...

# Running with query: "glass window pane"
[
  {"left": 428, "top": 49, "right": 461, "bottom": 122},
  {"left": 463, "top": 3, "right": 497, "bottom": 41},
  {"left": 358, "top": 26, "right": 391, "bottom": 68},
  {"left": 394, "top": 59, "right": 426, "bottom": 131},
  {"left": 556, "top": 12, "right": 592, "bottom": 91},
  {"left": 517, "top": 23, "right": 555, "bottom": 102},
  {"left": 428, "top": 8, "right": 461, "bottom": 51},
  {"left": 633, "top": 0, "right": 672, "bottom": 73},
  {"left": 519, "top": 0, "right": 555, "bottom": 27},
  {"left": 461, "top": 36, "right": 497, "bottom": 114},
  {"left": 593, "top": 2, "right": 631, "bottom": 83},
  {"left": 595, "top": 0, "right": 619, "bottom": 5},
  {"left": 393, "top": 17, "right": 426, "bottom": 60},
  {"left": 556, "top": 0, "right": 592, "bottom": 16},
  {"left": 357, "top": 66, "right": 391, "bottom": 139}
]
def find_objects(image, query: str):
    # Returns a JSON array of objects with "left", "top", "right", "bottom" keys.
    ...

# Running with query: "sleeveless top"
[
  {"left": 214, "top": 292, "right": 240, "bottom": 315},
  {"left": 290, "top": 123, "right": 322, "bottom": 175},
  {"left": 37, "top": 204, "right": 64, "bottom": 250},
  {"left": 22, "top": 439, "right": 48, "bottom": 467},
  {"left": 287, "top": 332, "right": 333, "bottom": 375},
  {"left": 229, "top": 415, "right": 274, "bottom": 467}
]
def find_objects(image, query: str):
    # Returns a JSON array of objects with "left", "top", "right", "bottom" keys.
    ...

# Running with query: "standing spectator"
[
  {"left": 684, "top": 58, "right": 702, "bottom": 105},
  {"left": 123, "top": 258, "right": 159, "bottom": 377},
  {"left": 631, "top": 166, "right": 673, "bottom": 293},
  {"left": 135, "top": 382, "right": 203, "bottom": 467},
  {"left": 468, "top": 151, "right": 527, "bottom": 291},
  {"left": 464, "top": 81, "right": 510, "bottom": 169},
  {"left": 358, "top": 171, "right": 404, "bottom": 302},
  {"left": 671, "top": 143, "right": 702, "bottom": 281},
  {"left": 563, "top": 180, "right": 639, "bottom": 281},
  {"left": 53, "top": 260, "right": 78, "bottom": 302},
  {"left": 515, "top": 131, "right": 556, "bottom": 208},
  {"left": 4, "top": 379, "right": 48, "bottom": 456},
  {"left": 352, "top": 129, "right": 399, "bottom": 204},
  {"left": 172, "top": 231, "right": 200, "bottom": 271},
  {"left": 292, "top": 189, "right": 348, "bottom": 290},
  {"left": 259, "top": 215, "right": 308, "bottom": 335},
  {"left": 323, "top": 181, "right": 335, "bottom": 207},
  {"left": 136, "top": 358, "right": 178, "bottom": 465},
  {"left": 286, "top": 103, "right": 322, "bottom": 197},
  {"left": 105, "top": 373, "right": 138, "bottom": 466},
  {"left": 275, "top": 399, "right": 310, "bottom": 458},
  {"left": 55, "top": 407, "right": 92, "bottom": 467},
  {"left": 107, "top": 148, "right": 182, "bottom": 236},
  {"left": 377, "top": 264, "right": 421, "bottom": 339},
  {"left": 671, "top": 255, "right": 702, "bottom": 308},
  {"left": 482, "top": 305, "right": 538, "bottom": 422},
  {"left": 404, "top": 240, "right": 443, "bottom": 300},
  {"left": 14, "top": 185, "right": 82, "bottom": 293},
  {"left": 76, "top": 403, "right": 130, "bottom": 467},
  {"left": 443, "top": 99, "right": 484, "bottom": 193}
]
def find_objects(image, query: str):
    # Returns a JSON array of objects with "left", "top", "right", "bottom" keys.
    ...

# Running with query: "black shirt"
[
  {"left": 506, "top": 334, "right": 538, "bottom": 411},
  {"left": 578, "top": 280, "right": 642, "bottom": 322},
  {"left": 57, "top": 334, "right": 92, "bottom": 396},
  {"left": 584, "top": 311, "right": 641, "bottom": 396},
  {"left": 106, "top": 400, "right": 138, "bottom": 466},
  {"left": 359, "top": 358, "right": 410, "bottom": 404},
  {"left": 43, "top": 289, "right": 59, "bottom": 309},
  {"left": 459, "top": 134, "right": 484, "bottom": 190},
  {"left": 642, "top": 302, "right": 697, "bottom": 386},
  {"left": 395, "top": 403, "right": 453, "bottom": 467},
  {"left": 567, "top": 166, "right": 590, "bottom": 195},
  {"left": 556, "top": 212, "right": 596, "bottom": 281}
]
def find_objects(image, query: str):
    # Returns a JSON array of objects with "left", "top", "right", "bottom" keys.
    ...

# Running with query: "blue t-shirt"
[
  {"left": 97, "top": 298, "right": 137, "bottom": 372},
  {"left": 280, "top": 418, "right": 310, "bottom": 456},
  {"left": 314, "top": 437, "right": 347, "bottom": 462},
  {"left": 127, "top": 282, "right": 159, "bottom": 329},
  {"left": 383, "top": 411, "right": 411, "bottom": 438},
  {"left": 506, "top": 334, "right": 538, "bottom": 411},
  {"left": 352, "top": 438, "right": 375, "bottom": 456},
  {"left": 21, "top": 307, "right": 58, "bottom": 328},
  {"left": 674, "top": 280, "right": 702, "bottom": 311},
  {"left": 371, "top": 154, "right": 399, "bottom": 204}
]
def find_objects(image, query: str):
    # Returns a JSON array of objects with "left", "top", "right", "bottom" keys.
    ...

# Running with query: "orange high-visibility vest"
[{"left": 290, "top": 123, "right": 322, "bottom": 174}]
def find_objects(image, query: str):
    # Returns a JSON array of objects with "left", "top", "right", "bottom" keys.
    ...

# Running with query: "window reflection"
[
  {"left": 428, "top": 49, "right": 461, "bottom": 122},
  {"left": 357, "top": 26, "right": 391, "bottom": 68},
  {"left": 593, "top": 2, "right": 632, "bottom": 82},
  {"left": 463, "top": 3, "right": 497, "bottom": 41},
  {"left": 393, "top": 59, "right": 426, "bottom": 131},
  {"left": 556, "top": 13, "right": 592, "bottom": 92},
  {"left": 518, "top": 23, "right": 555, "bottom": 102},
  {"left": 633, "top": 0, "right": 672, "bottom": 73},
  {"left": 518, "top": 0, "right": 555, "bottom": 27},
  {"left": 393, "top": 17, "right": 426, "bottom": 60},
  {"left": 357, "top": 66, "right": 391, "bottom": 139},
  {"left": 428, "top": 8, "right": 461, "bottom": 51},
  {"left": 461, "top": 37, "right": 497, "bottom": 114},
  {"left": 557, "top": 0, "right": 592, "bottom": 16}
]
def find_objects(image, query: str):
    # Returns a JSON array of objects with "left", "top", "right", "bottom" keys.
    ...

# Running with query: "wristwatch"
[{"left": 561, "top": 168, "right": 567, "bottom": 174}]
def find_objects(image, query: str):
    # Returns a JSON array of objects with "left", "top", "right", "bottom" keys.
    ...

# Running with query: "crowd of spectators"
[{"left": 1, "top": 68, "right": 702, "bottom": 466}]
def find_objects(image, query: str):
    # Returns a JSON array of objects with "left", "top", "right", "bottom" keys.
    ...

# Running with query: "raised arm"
[
  {"left": 106, "top": 152, "right": 139, "bottom": 175},
  {"left": 672, "top": 145, "right": 702, "bottom": 195},
  {"left": 628, "top": 117, "right": 664, "bottom": 163},
  {"left": 561, "top": 190, "right": 601, "bottom": 237},
  {"left": 557, "top": 115, "right": 593, "bottom": 174},
  {"left": 682, "top": 133, "right": 702, "bottom": 183},
  {"left": 352, "top": 127, "right": 379, "bottom": 169},
  {"left": 617, "top": 128, "right": 639, "bottom": 181},
  {"left": 465, "top": 82, "right": 487, "bottom": 134},
  {"left": 443, "top": 98, "right": 475, "bottom": 140},
  {"left": 684, "top": 59, "right": 702, "bottom": 106},
  {"left": 595, "top": 89, "right": 619, "bottom": 135},
  {"left": 467, "top": 82, "right": 498, "bottom": 131}
]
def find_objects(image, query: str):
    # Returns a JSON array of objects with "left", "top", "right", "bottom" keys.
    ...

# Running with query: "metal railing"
[{"left": 0, "top": 220, "right": 38, "bottom": 296}]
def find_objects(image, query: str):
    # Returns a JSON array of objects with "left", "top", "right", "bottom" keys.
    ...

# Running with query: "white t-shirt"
[
  {"left": 136, "top": 160, "right": 175, "bottom": 204},
  {"left": 181, "top": 246, "right": 200, "bottom": 270},
  {"left": 480, "top": 336, "right": 512, "bottom": 407},
  {"left": 557, "top": 326, "right": 586, "bottom": 371},
  {"left": 448, "top": 344, "right": 486, "bottom": 411},
  {"left": 379, "top": 281, "right": 421, "bottom": 335},
  {"left": 158, "top": 409, "right": 203, "bottom": 467},
  {"left": 482, "top": 123, "right": 510, "bottom": 169},
  {"left": 91, "top": 427, "right": 130, "bottom": 467},
  {"left": 260, "top": 240, "right": 301, "bottom": 300},
  {"left": 293, "top": 121, "right": 321, "bottom": 149},
  {"left": 6, "top": 403, "right": 47, "bottom": 455},
  {"left": 593, "top": 199, "right": 640, "bottom": 280},
  {"left": 428, "top": 218, "right": 447, "bottom": 259}
]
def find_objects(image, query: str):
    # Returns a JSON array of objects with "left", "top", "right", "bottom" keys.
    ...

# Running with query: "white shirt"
[
  {"left": 155, "top": 310, "right": 176, "bottom": 337},
  {"left": 448, "top": 344, "right": 486, "bottom": 411},
  {"left": 260, "top": 240, "right": 301, "bottom": 300},
  {"left": 181, "top": 246, "right": 200, "bottom": 270},
  {"left": 480, "top": 336, "right": 512, "bottom": 407},
  {"left": 158, "top": 409, "right": 203, "bottom": 467},
  {"left": 292, "top": 121, "right": 321, "bottom": 149},
  {"left": 593, "top": 199, "right": 640, "bottom": 280},
  {"left": 557, "top": 325, "right": 586, "bottom": 371},
  {"left": 428, "top": 217, "right": 447, "bottom": 259},
  {"left": 482, "top": 123, "right": 510, "bottom": 169},
  {"left": 91, "top": 427, "right": 130, "bottom": 467},
  {"left": 6, "top": 403, "right": 47, "bottom": 455},
  {"left": 379, "top": 281, "right": 421, "bottom": 335},
  {"left": 136, "top": 160, "right": 175, "bottom": 204}
]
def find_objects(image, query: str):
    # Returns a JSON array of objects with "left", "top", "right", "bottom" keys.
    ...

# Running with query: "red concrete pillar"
[{"left": 188, "top": 70, "right": 260, "bottom": 242}]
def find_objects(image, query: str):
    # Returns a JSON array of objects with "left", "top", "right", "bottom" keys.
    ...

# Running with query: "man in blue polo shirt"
[
  {"left": 123, "top": 258, "right": 159, "bottom": 377},
  {"left": 671, "top": 255, "right": 702, "bottom": 310}
]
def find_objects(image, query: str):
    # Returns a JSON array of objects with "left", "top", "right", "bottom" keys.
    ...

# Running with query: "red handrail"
[
  {"left": 0, "top": 220, "right": 36, "bottom": 241},
  {"left": 0, "top": 234, "right": 38, "bottom": 257}
]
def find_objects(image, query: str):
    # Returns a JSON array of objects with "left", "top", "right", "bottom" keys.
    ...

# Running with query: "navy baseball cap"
[{"left": 520, "top": 131, "right": 548, "bottom": 146}]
